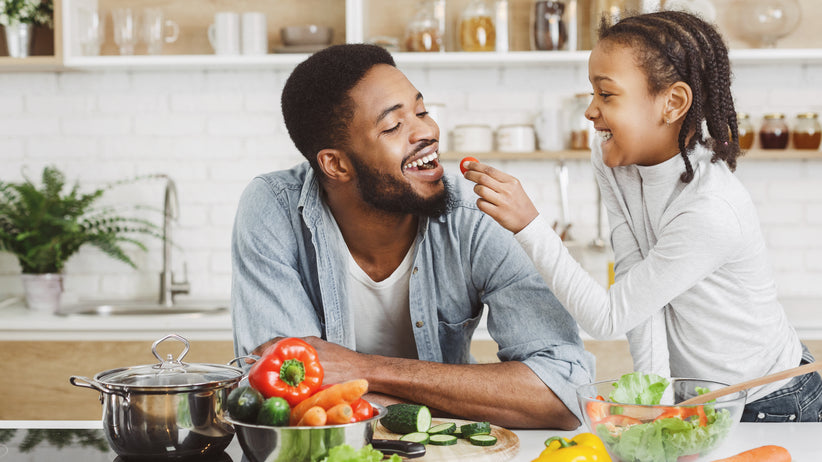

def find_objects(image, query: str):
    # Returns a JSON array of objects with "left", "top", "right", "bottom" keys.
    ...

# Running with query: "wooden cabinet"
[
  {"left": 0, "top": 340, "right": 234, "bottom": 420},
  {"left": 0, "top": 0, "right": 62, "bottom": 70}
]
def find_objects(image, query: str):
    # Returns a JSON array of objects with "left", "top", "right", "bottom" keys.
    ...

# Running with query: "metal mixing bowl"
[{"left": 227, "top": 403, "right": 393, "bottom": 462}]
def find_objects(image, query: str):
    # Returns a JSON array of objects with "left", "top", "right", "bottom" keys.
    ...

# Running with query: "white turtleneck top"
[{"left": 515, "top": 142, "right": 801, "bottom": 402}]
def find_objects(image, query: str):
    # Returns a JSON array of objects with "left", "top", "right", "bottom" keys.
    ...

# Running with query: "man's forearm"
[{"left": 358, "top": 356, "right": 579, "bottom": 430}]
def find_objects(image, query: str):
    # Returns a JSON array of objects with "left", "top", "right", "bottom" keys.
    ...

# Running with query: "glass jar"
[
  {"left": 531, "top": 1, "right": 567, "bottom": 51},
  {"left": 759, "top": 113, "right": 789, "bottom": 149},
  {"left": 590, "top": 0, "right": 640, "bottom": 47},
  {"left": 568, "top": 93, "right": 593, "bottom": 150},
  {"left": 458, "top": 0, "right": 496, "bottom": 52},
  {"left": 737, "top": 112, "right": 755, "bottom": 150},
  {"left": 404, "top": 1, "right": 443, "bottom": 52},
  {"left": 792, "top": 112, "right": 821, "bottom": 150}
]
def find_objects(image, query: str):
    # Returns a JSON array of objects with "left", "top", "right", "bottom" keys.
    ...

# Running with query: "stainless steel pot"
[{"left": 70, "top": 334, "right": 244, "bottom": 460}]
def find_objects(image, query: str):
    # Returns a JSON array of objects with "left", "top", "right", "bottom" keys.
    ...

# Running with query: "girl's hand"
[{"left": 461, "top": 159, "right": 539, "bottom": 234}]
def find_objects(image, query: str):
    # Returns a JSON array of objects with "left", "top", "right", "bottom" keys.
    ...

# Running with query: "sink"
[{"left": 59, "top": 300, "right": 229, "bottom": 317}]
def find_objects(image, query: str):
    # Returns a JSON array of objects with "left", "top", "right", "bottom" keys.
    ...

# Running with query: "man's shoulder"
[{"left": 252, "top": 162, "right": 310, "bottom": 191}]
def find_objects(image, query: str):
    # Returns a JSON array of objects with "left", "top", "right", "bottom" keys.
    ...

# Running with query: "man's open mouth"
[
  {"left": 403, "top": 152, "right": 439, "bottom": 171},
  {"left": 597, "top": 130, "right": 613, "bottom": 142}
]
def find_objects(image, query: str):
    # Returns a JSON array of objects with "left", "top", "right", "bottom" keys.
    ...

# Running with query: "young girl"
[{"left": 462, "top": 10, "right": 822, "bottom": 422}]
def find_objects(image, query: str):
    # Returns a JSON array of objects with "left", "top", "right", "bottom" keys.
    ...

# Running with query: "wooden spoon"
[{"left": 679, "top": 361, "right": 822, "bottom": 405}]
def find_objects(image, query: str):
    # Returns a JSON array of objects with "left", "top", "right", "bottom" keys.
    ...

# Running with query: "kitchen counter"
[
  {"left": 3, "top": 297, "right": 822, "bottom": 341},
  {"left": 0, "top": 420, "right": 819, "bottom": 461}
]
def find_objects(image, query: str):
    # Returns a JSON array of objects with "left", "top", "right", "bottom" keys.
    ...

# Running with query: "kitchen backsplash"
[{"left": 1, "top": 60, "right": 821, "bottom": 307}]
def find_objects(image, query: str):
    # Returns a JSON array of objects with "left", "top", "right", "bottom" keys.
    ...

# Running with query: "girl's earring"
[{"left": 666, "top": 119, "right": 671, "bottom": 126}]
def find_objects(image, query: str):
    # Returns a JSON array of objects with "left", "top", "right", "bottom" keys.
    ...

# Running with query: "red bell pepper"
[{"left": 248, "top": 337, "right": 324, "bottom": 407}]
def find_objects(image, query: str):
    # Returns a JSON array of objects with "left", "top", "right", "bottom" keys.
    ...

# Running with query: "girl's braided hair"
[{"left": 598, "top": 10, "right": 740, "bottom": 183}]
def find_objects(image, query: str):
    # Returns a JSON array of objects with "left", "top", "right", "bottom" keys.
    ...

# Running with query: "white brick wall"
[{"left": 0, "top": 62, "right": 820, "bottom": 322}]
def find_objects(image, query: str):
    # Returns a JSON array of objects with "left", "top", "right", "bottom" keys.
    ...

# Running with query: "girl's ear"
[
  {"left": 665, "top": 81, "right": 693, "bottom": 125},
  {"left": 317, "top": 149, "right": 354, "bottom": 183}
]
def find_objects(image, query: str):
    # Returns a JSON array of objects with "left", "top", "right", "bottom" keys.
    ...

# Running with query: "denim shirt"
[{"left": 231, "top": 162, "right": 595, "bottom": 419}]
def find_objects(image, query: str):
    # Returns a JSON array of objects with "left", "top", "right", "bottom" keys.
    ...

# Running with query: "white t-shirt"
[
  {"left": 515, "top": 142, "right": 801, "bottom": 402},
  {"left": 346, "top": 244, "right": 419, "bottom": 359}
]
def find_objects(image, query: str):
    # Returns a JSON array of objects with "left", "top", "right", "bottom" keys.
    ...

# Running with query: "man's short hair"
[{"left": 281, "top": 44, "right": 396, "bottom": 173}]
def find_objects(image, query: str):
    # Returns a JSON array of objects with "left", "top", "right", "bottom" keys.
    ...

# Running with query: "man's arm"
[{"left": 255, "top": 336, "right": 580, "bottom": 430}]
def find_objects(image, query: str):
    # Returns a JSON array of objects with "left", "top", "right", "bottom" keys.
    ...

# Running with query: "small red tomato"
[
  {"left": 459, "top": 156, "right": 479, "bottom": 174},
  {"left": 350, "top": 398, "right": 373, "bottom": 422}
]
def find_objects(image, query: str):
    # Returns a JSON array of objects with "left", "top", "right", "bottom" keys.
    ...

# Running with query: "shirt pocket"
[{"left": 437, "top": 312, "right": 483, "bottom": 364}]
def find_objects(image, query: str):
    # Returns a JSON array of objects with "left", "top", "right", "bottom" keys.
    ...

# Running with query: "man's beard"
[{"left": 348, "top": 152, "right": 449, "bottom": 218}]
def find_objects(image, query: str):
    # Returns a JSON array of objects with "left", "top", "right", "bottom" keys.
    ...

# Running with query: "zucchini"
[
  {"left": 226, "top": 385, "right": 264, "bottom": 423},
  {"left": 429, "top": 434, "right": 458, "bottom": 446},
  {"left": 459, "top": 421, "right": 491, "bottom": 437},
  {"left": 469, "top": 434, "right": 498, "bottom": 446},
  {"left": 381, "top": 404, "right": 432, "bottom": 434},
  {"left": 427, "top": 422, "right": 457, "bottom": 435},
  {"left": 399, "top": 432, "right": 430, "bottom": 444}
]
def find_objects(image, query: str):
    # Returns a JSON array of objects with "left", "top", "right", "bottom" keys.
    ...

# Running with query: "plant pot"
[{"left": 21, "top": 273, "right": 63, "bottom": 312}]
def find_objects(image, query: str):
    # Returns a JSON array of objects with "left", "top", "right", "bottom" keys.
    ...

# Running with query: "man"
[{"left": 231, "top": 44, "right": 594, "bottom": 429}]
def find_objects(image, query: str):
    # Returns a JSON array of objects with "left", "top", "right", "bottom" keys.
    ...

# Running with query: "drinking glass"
[
  {"left": 76, "top": 7, "right": 104, "bottom": 56},
  {"left": 142, "top": 8, "right": 179, "bottom": 55},
  {"left": 111, "top": 8, "right": 140, "bottom": 55}
]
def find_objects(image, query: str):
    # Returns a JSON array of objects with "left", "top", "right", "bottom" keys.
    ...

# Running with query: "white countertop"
[
  {"left": 2, "top": 297, "right": 821, "bottom": 342},
  {"left": 1, "top": 420, "right": 819, "bottom": 461}
]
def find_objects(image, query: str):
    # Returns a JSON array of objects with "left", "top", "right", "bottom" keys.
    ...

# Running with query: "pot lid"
[{"left": 95, "top": 334, "right": 243, "bottom": 389}]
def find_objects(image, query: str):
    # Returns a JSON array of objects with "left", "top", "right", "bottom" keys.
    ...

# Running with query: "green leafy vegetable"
[
  {"left": 319, "top": 444, "right": 402, "bottom": 462},
  {"left": 608, "top": 372, "right": 670, "bottom": 405},
  {"left": 597, "top": 405, "right": 733, "bottom": 462}
]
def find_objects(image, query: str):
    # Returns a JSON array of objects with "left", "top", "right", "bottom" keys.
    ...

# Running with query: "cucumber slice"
[
  {"left": 459, "top": 421, "right": 491, "bottom": 437},
  {"left": 429, "top": 434, "right": 458, "bottom": 446},
  {"left": 399, "top": 431, "right": 430, "bottom": 445},
  {"left": 469, "top": 434, "right": 498, "bottom": 446},
  {"left": 382, "top": 404, "right": 432, "bottom": 433},
  {"left": 427, "top": 422, "right": 457, "bottom": 435}
]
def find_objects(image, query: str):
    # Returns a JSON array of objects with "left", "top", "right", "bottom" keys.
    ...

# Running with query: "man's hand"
[{"left": 461, "top": 159, "right": 539, "bottom": 234}]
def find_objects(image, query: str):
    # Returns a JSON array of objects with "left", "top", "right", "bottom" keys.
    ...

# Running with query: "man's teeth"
[
  {"left": 597, "top": 131, "right": 613, "bottom": 142},
  {"left": 403, "top": 152, "right": 439, "bottom": 170}
]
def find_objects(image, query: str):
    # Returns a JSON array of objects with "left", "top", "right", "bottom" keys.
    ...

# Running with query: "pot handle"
[
  {"left": 152, "top": 333, "right": 190, "bottom": 365},
  {"left": 227, "top": 354, "right": 259, "bottom": 367},
  {"left": 70, "top": 375, "right": 129, "bottom": 400}
]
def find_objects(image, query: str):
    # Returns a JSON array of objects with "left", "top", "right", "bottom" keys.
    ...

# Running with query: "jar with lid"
[
  {"left": 737, "top": 112, "right": 754, "bottom": 150},
  {"left": 792, "top": 112, "right": 821, "bottom": 150},
  {"left": 404, "top": 1, "right": 443, "bottom": 52},
  {"left": 568, "top": 93, "right": 593, "bottom": 150},
  {"left": 759, "top": 113, "right": 789, "bottom": 149},
  {"left": 530, "top": 1, "right": 568, "bottom": 51},
  {"left": 459, "top": 0, "right": 496, "bottom": 52},
  {"left": 590, "top": 0, "right": 639, "bottom": 47}
]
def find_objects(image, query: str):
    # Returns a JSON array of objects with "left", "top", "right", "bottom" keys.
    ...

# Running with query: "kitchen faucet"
[{"left": 159, "top": 176, "right": 190, "bottom": 307}]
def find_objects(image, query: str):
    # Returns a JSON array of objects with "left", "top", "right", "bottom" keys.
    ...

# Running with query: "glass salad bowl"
[{"left": 577, "top": 376, "right": 746, "bottom": 462}]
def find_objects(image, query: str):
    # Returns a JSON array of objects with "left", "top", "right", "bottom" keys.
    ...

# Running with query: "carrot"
[
  {"left": 290, "top": 379, "right": 368, "bottom": 425},
  {"left": 296, "top": 405, "right": 327, "bottom": 426},
  {"left": 712, "top": 445, "right": 791, "bottom": 462},
  {"left": 325, "top": 403, "right": 354, "bottom": 425}
]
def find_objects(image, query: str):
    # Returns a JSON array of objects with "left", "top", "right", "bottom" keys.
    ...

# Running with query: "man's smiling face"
[{"left": 344, "top": 64, "right": 448, "bottom": 217}]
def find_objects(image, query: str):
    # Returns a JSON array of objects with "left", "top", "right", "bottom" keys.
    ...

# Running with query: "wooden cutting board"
[{"left": 374, "top": 418, "right": 520, "bottom": 461}]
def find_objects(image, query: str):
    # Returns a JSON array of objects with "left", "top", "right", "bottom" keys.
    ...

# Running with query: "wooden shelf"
[
  {"left": 439, "top": 149, "right": 822, "bottom": 162},
  {"left": 0, "top": 56, "right": 62, "bottom": 71}
]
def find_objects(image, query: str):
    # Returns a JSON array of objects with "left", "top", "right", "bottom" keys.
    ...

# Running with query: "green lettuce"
[
  {"left": 597, "top": 406, "right": 733, "bottom": 462},
  {"left": 319, "top": 444, "right": 402, "bottom": 462},
  {"left": 608, "top": 372, "right": 670, "bottom": 405}
]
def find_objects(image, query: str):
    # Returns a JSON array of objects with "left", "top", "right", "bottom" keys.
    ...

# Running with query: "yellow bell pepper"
[{"left": 531, "top": 432, "right": 612, "bottom": 462}]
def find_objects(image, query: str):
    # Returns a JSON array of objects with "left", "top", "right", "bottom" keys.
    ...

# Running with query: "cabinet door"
[{"left": 0, "top": 340, "right": 234, "bottom": 420}]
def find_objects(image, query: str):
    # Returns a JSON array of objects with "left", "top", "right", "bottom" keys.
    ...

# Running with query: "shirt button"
[
  {"left": 412, "top": 267, "right": 418, "bottom": 274},
  {"left": 416, "top": 321, "right": 424, "bottom": 328},
  {"left": 757, "top": 412, "right": 765, "bottom": 419},
  {"left": 789, "top": 414, "right": 796, "bottom": 421}
]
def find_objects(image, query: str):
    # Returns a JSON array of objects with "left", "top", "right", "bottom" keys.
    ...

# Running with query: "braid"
[{"left": 598, "top": 11, "right": 741, "bottom": 182}]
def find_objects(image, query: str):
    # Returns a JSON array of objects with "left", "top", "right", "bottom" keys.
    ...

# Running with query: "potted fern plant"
[{"left": 0, "top": 165, "right": 159, "bottom": 312}]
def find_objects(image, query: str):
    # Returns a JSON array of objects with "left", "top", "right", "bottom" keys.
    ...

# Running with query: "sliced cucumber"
[
  {"left": 382, "top": 404, "right": 432, "bottom": 434},
  {"left": 429, "top": 434, "right": 458, "bottom": 446},
  {"left": 459, "top": 421, "right": 491, "bottom": 437},
  {"left": 427, "top": 422, "right": 457, "bottom": 435},
  {"left": 469, "top": 434, "right": 498, "bottom": 446},
  {"left": 399, "top": 431, "right": 430, "bottom": 444}
]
